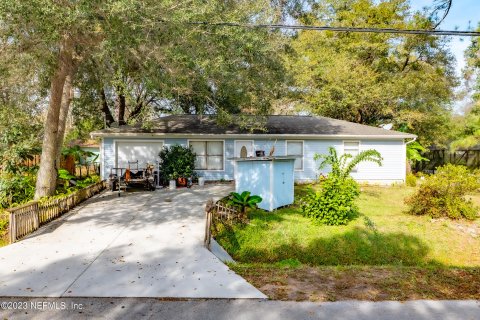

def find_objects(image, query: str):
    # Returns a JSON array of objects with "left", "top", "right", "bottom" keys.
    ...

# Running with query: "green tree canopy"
[
  {"left": 287, "top": 0, "right": 457, "bottom": 145},
  {"left": 0, "top": 0, "right": 291, "bottom": 197},
  {"left": 69, "top": 0, "right": 290, "bottom": 139}
]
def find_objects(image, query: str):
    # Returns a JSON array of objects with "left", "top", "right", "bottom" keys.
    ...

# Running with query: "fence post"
[
  {"left": 33, "top": 202, "right": 39, "bottom": 230},
  {"left": 9, "top": 212, "right": 16, "bottom": 243},
  {"left": 204, "top": 199, "right": 215, "bottom": 249}
]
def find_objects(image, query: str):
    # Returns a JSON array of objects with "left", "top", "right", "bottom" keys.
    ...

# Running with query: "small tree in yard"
[
  {"left": 405, "top": 164, "right": 480, "bottom": 220},
  {"left": 301, "top": 147, "right": 382, "bottom": 225}
]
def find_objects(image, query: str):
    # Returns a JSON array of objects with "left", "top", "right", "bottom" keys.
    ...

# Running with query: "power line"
[{"left": 187, "top": 21, "right": 480, "bottom": 37}]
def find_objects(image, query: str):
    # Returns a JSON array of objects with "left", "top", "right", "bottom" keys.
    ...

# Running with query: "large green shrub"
[
  {"left": 0, "top": 173, "right": 36, "bottom": 208},
  {"left": 302, "top": 175, "right": 360, "bottom": 225},
  {"left": 301, "top": 147, "right": 382, "bottom": 225},
  {"left": 405, "top": 164, "right": 480, "bottom": 220},
  {"left": 159, "top": 144, "right": 197, "bottom": 184}
]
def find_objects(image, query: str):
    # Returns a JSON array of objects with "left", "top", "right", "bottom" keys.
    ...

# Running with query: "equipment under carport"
[{"left": 109, "top": 161, "right": 157, "bottom": 194}]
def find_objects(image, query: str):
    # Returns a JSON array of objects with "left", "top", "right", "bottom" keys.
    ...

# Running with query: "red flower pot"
[{"left": 177, "top": 177, "right": 187, "bottom": 187}]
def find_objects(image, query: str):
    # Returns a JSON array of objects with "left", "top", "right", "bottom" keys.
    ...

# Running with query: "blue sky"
[{"left": 411, "top": 0, "right": 479, "bottom": 79}]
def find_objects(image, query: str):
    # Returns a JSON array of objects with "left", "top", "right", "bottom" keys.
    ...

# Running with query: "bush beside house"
[
  {"left": 405, "top": 164, "right": 480, "bottom": 220},
  {"left": 158, "top": 144, "right": 197, "bottom": 186},
  {"left": 301, "top": 147, "right": 382, "bottom": 225}
]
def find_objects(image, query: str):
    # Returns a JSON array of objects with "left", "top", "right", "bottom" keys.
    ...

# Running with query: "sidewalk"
[{"left": 1, "top": 298, "right": 479, "bottom": 320}]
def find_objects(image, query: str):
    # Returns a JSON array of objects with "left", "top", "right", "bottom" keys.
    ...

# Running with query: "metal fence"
[{"left": 415, "top": 149, "right": 480, "bottom": 173}]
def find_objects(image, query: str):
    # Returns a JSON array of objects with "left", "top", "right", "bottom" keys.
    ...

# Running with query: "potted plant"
[
  {"left": 159, "top": 145, "right": 197, "bottom": 187},
  {"left": 177, "top": 177, "right": 187, "bottom": 187},
  {"left": 168, "top": 173, "right": 177, "bottom": 189}
]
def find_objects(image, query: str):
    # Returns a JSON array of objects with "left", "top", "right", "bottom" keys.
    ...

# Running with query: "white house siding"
[
  {"left": 101, "top": 138, "right": 114, "bottom": 180},
  {"left": 251, "top": 139, "right": 340, "bottom": 181},
  {"left": 101, "top": 137, "right": 406, "bottom": 184},
  {"left": 296, "top": 139, "right": 340, "bottom": 181},
  {"left": 347, "top": 139, "right": 406, "bottom": 184},
  {"left": 101, "top": 138, "right": 166, "bottom": 180}
]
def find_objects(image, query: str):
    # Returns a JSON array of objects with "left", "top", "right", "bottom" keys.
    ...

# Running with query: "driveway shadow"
[{"left": 25, "top": 185, "right": 234, "bottom": 239}]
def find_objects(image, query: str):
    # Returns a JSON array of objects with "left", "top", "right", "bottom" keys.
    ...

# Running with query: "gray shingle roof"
[{"left": 91, "top": 115, "right": 416, "bottom": 138}]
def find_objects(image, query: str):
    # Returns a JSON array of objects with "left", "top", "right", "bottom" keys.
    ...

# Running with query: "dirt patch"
[{"left": 232, "top": 265, "right": 480, "bottom": 301}]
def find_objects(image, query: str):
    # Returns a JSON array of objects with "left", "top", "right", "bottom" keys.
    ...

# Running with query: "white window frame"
[
  {"left": 343, "top": 140, "right": 361, "bottom": 173},
  {"left": 114, "top": 139, "right": 165, "bottom": 168},
  {"left": 285, "top": 140, "right": 304, "bottom": 171},
  {"left": 188, "top": 139, "right": 225, "bottom": 171},
  {"left": 234, "top": 140, "right": 255, "bottom": 158}
]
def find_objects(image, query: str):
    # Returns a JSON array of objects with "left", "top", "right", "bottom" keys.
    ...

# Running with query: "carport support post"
[
  {"left": 118, "top": 173, "right": 121, "bottom": 197},
  {"left": 156, "top": 160, "right": 160, "bottom": 188}
]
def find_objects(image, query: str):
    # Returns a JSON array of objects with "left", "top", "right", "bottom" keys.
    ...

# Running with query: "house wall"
[
  {"left": 102, "top": 138, "right": 114, "bottom": 179},
  {"left": 101, "top": 137, "right": 406, "bottom": 184},
  {"left": 349, "top": 139, "right": 406, "bottom": 184}
]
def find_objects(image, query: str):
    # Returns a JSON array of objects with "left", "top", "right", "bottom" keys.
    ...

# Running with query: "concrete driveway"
[{"left": 0, "top": 185, "right": 266, "bottom": 299}]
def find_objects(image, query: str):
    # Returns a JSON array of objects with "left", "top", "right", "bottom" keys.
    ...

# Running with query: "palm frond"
[{"left": 341, "top": 149, "right": 383, "bottom": 179}]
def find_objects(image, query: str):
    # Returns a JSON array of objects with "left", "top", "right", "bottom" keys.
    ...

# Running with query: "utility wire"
[{"left": 187, "top": 21, "right": 480, "bottom": 37}]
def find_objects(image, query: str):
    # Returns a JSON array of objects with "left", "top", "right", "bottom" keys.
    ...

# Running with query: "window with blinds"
[{"left": 189, "top": 141, "right": 224, "bottom": 170}]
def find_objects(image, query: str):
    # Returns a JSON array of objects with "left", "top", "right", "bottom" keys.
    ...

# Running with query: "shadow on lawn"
[{"left": 227, "top": 227, "right": 437, "bottom": 266}]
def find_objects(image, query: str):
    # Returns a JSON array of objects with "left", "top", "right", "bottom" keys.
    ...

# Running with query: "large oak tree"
[
  {"left": 287, "top": 0, "right": 458, "bottom": 145},
  {"left": 0, "top": 0, "right": 289, "bottom": 198}
]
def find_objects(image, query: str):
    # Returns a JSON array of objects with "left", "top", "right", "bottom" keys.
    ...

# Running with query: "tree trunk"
[
  {"left": 55, "top": 72, "right": 74, "bottom": 171},
  {"left": 117, "top": 91, "right": 126, "bottom": 125},
  {"left": 100, "top": 88, "right": 115, "bottom": 127},
  {"left": 128, "top": 101, "right": 143, "bottom": 120},
  {"left": 35, "top": 36, "right": 74, "bottom": 199}
]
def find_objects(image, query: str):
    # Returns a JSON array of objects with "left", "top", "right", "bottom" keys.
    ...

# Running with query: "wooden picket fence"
[
  {"left": 204, "top": 198, "right": 241, "bottom": 250},
  {"left": 6, "top": 181, "right": 106, "bottom": 243}
]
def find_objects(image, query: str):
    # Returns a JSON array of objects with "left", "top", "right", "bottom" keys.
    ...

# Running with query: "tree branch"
[{"left": 100, "top": 88, "right": 115, "bottom": 126}]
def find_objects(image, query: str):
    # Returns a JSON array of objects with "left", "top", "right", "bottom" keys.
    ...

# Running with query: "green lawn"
[
  {"left": 215, "top": 184, "right": 480, "bottom": 267},
  {"left": 216, "top": 184, "right": 480, "bottom": 300}
]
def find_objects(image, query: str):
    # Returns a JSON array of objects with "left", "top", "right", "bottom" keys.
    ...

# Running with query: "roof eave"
[{"left": 90, "top": 132, "right": 416, "bottom": 140}]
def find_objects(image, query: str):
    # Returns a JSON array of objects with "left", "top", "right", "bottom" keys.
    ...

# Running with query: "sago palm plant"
[{"left": 314, "top": 147, "right": 383, "bottom": 180}]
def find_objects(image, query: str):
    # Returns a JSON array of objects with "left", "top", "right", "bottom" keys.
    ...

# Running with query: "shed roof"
[{"left": 91, "top": 115, "right": 416, "bottom": 139}]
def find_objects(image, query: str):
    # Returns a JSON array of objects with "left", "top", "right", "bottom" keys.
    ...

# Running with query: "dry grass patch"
[{"left": 232, "top": 264, "right": 480, "bottom": 301}]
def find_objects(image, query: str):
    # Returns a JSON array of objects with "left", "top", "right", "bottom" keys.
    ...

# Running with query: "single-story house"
[{"left": 90, "top": 115, "right": 416, "bottom": 184}]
